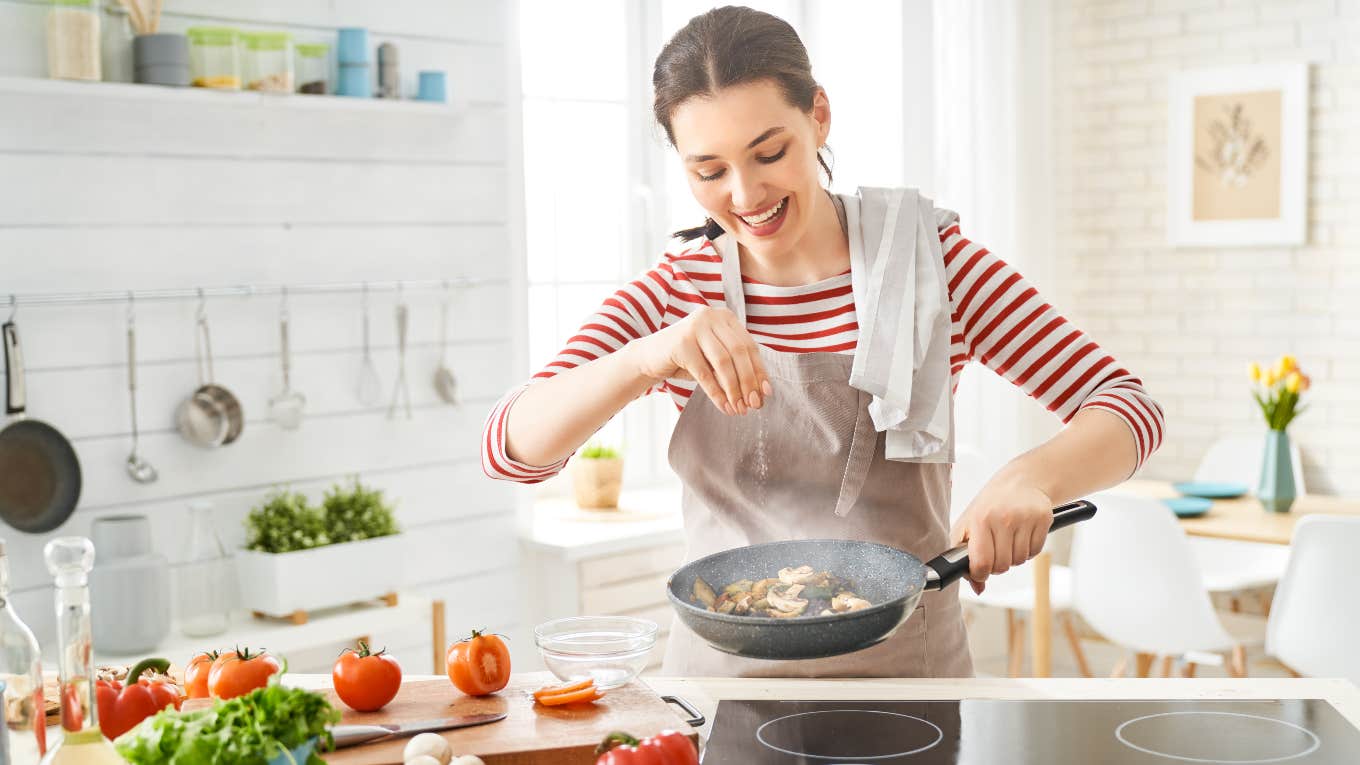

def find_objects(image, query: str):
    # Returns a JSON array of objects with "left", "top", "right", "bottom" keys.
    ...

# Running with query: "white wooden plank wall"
[{"left": 0, "top": 0, "right": 523, "bottom": 673}]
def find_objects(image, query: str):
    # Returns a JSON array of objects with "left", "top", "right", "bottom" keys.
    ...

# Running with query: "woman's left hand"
[{"left": 949, "top": 477, "right": 1055, "bottom": 594}]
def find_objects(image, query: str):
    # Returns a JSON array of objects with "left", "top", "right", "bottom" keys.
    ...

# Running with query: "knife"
[{"left": 330, "top": 713, "right": 507, "bottom": 748}]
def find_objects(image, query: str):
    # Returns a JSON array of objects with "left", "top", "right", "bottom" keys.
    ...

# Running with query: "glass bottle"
[
  {"left": 176, "top": 502, "right": 230, "bottom": 638},
  {"left": 47, "top": 0, "right": 101, "bottom": 82},
  {"left": 40, "top": 538, "right": 127, "bottom": 765},
  {"left": 1, "top": 539, "right": 45, "bottom": 759}
]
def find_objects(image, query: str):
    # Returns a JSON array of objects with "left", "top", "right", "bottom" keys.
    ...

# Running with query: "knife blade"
[{"left": 330, "top": 712, "right": 507, "bottom": 748}]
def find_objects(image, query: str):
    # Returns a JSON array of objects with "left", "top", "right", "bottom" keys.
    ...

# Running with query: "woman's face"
[{"left": 670, "top": 80, "right": 830, "bottom": 259}]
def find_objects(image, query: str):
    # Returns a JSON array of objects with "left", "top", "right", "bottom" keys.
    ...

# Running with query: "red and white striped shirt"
[{"left": 483, "top": 221, "right": 1165, "bottom": 483}]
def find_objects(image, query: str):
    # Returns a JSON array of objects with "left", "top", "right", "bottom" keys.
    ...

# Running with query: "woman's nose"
[{"left": 728, "top": 171, "right": 765, "bottom": 213}]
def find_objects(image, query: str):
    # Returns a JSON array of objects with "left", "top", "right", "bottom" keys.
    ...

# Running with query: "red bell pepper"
[
  {"left": 96, "top": 657, "right": 184, "bottom": 740},
  {"left": 595, "top": 730, "right": 699, "bottom": 765}
]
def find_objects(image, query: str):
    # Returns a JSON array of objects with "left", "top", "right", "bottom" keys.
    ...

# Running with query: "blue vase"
[{"left": 1257, "top": 429, "right": 1296, "bottom": 513}]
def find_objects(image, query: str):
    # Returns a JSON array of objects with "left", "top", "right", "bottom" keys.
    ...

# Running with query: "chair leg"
[
  {"left": 1159, "top": 655, "right": 1173, "bottom": 677},
  {"left": 1181, "top": 661, "right": 1197, "bottom": 677},
  {"left": 1007, "top": 610, "right": 1026, "bottom": 678},
  {"left": 1134, "top": 652, "right": 1155, "bottom": 678},
  {"left": 1228, "top": 645, "right": 1249, "bottom": 678},
  {"left": 1059, "top": 613, "right": 1093, "bottom": 678},
  {"left": 1110, "top": 653, "right": 1130, "bottom": 678}
]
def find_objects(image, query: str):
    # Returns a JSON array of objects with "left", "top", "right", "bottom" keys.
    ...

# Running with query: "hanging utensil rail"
[{"left": 3, "top": 277, "right": 495, "bottom": 309}]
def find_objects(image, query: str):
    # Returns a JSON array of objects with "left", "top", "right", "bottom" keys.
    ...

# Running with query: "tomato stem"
[{"left": 596, "top": 731, "right": 641, "bottom": 754}]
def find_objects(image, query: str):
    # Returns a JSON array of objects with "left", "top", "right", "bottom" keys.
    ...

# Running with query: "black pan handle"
[
  {"left": 661, "top": 694, "right": 706, "bottom": 727},
  {"left": 4, "top": 321, "right": 25, "bottom": 416},
  {"left": 924, "top": 499, "right": 1097, "bottom": 590}
]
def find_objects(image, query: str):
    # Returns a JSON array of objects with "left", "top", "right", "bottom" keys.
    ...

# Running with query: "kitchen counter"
[
  {"left": 28, "top": 674, "right": 1358, "bottom": 762},
  {"left": 289, "top": 673, "right": 1360, "bottom": 746}
]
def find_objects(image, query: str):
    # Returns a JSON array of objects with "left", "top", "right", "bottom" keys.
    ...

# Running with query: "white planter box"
[{"left": 234, "top": 534, "right": 406, "bottom": 618}]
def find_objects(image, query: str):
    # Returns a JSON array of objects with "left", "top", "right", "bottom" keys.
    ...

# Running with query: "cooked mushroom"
[
  {"left": 778, "top": 565, "right": 817, "bottom": 585},
  {"left": 751, "top": 577, "right": 780, "bottom": 599},
  {"left": 832, "top": 592, "right": 872, "bottom": 612},
  {"left": 693, "top": 577, "right": 717, "bottom": 608},
  {"left": 723, "top": 579, "right": 755, "bottom": 595},
  {"left": 767, "top": 583, "right": 808, "bottom": 615}
]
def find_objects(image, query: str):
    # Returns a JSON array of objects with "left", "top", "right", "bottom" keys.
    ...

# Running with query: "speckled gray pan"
[{"left": 666, "top": 500, "right": 1097, "bottom": 660}]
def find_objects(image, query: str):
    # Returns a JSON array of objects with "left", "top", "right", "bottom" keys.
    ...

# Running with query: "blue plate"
[
  {"left": 1164, "top": 496, "right": 1212, "bottom": 518},
  {"left": 1172, "top": 481, "right": 1248, "bottom": 499}
]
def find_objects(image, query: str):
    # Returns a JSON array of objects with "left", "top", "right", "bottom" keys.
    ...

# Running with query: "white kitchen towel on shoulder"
[{"left": 841, "top": 187, "right": 956, "bottom": 463}]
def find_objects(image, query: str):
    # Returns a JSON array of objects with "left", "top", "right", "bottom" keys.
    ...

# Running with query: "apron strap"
[
  {"left": 833, "top": 390, "right": 879, "bottom": 517},
  {"left": 716, "top": 235, "right": 747, "bottom": 324}
]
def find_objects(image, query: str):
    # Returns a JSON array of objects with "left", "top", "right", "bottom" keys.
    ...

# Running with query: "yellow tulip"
[
  {"left": 1280, "top": 354, "right": 1297, "bottom": 372},
  {"left": 1286, "top": 371, "right": 1302, "bottom": 393},
  {"left": 1264, "top": 369, "right": 1279, "bottom": 387},
  {"left": 1248, "top": 362, "right": 1262, "bottom": 382}
]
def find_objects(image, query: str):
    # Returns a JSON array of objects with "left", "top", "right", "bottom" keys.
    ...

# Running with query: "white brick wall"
[{"left": 1052, "top": 0, "right": 1360, "bottom": 492}]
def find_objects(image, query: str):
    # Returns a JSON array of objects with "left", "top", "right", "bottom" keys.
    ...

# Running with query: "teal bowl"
[{"left": 267, "top": 737, "right": 317, "bottom": 765}]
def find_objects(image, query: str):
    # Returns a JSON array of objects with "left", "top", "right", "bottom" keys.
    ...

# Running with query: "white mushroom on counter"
[{"left": 404, "top": 732, "right": 452, "bottom": 765}]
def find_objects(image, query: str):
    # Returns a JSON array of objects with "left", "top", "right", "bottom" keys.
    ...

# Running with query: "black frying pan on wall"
[{"left": 0, "top": 319, "right": 82, "bottom": 533}]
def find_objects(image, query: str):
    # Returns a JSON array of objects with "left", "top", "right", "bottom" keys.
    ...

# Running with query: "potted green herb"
[
  {"left": 573, "top": 441, "right": 624, "bottom": 510},
  {"left": 234, "top": 478, "right": 403, "bottom": 620}
]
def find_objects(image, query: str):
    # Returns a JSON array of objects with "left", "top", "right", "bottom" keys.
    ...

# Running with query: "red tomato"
[
  {"left": 207, "top": 647, "right": 282, "bottom": 699},
  {"left": 595, "top": 730, "right": 698, "bottom": 765},
  {"left": 184, "top": 651, "right": 218, "bottom": 699},
  {"left": 332, "top": 642, "right": 402, "bottom": 712},
  {"left": 446, "top": 630, "right": 511, "bottom": 696}
]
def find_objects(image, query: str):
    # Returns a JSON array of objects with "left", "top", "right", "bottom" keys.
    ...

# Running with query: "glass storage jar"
[
  {"left": 187, "top": 26, "right": 239, "bottom": 89},
  {"left": 241, "top": 31, "right": 294, "bottom": 93},
  {"left": 47, "top": 0, "right": 101, "bottom": 82},
  {"left": 295, "top": 42, "right": 330, "bottom": 94}
]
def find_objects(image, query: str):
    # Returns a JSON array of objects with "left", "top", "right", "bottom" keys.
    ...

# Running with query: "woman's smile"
[{"left": 734, "top": 195, "right": 790, "bottom": 237}]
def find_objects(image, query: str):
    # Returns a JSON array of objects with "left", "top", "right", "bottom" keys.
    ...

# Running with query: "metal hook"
[
  {"left": 195, "top": 287, "right": 207, "bottom": 321},
  {"left": 7, "top": 294, "right": 16, "bottom": 322},
  {"left": 362, "top": 281, "right": 369, "bottom": 311},
  {"left": 280, "top": 285, "right": 290, "bottom": 319},
  {"left": 127, "top": 291, "right": 135, "bottom": 325}
]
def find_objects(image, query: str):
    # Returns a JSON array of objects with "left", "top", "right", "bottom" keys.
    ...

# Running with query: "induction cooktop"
[{"left": 702, "top": 699, "right": 1360, "bottom": 764}]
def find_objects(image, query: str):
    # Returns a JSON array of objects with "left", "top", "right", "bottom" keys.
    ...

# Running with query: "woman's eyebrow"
[{"left": 684, "top": 126, "right": 786, "bottom": 162}]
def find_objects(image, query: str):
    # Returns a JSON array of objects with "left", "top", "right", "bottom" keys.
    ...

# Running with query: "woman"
[{"left": 485, "top": 6, "right": 1164, "bottom": 677}]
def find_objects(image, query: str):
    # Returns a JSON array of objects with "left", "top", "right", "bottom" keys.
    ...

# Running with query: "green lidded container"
[
  {"left": 240, "top": 31, "right": 294, "bottom": 93},
  {"left": 186, "top": 26, "right": 240, "bottom": 89},
  {"left": 295, "top": 42, "right": 331, "bottom": 95}
]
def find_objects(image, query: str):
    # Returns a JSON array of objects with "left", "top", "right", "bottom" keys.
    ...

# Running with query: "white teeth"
[{"left": 739, "top": 197, "right": 785, "bottom": 226}]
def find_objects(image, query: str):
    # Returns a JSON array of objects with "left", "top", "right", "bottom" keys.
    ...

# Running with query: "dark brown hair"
[{"left": 652, "top": 5, "right": 833, "bottom": 241}]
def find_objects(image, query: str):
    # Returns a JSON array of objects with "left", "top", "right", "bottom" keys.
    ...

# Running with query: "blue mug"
[
  {"left": 416, "top": 70, "right": 447, "bottom": 103},
  {"left": 337, "top": 64, "right": 369, "bottom": 97},
  {"left": 337, "top": 27, "right": 370, "bottom": 64}
]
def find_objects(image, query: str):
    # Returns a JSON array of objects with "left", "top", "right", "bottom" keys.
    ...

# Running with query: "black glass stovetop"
[{"left": 703, "top": 699, "right": 1360, "bottom": 764}]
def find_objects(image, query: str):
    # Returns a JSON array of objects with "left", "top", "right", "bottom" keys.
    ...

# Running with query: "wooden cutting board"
[{"left": 187, "top": 673, "right": 697, "bottom": 764}]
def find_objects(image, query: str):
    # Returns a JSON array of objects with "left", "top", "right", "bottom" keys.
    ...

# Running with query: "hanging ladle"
[
  {"left": 356, "top": 282, "right": 383, "bottom": 407},
  {"left": 124, "top": 294, "right": 158, "bottom": 483},
  {"left": 269, "top": 287, "right": 307, "bottom": 430},
  {"left": 387, "top": 284, "right": 412, "bottom": 420},
  {"left": 433, "top": 280, "right": 458, "bottom": 406}
]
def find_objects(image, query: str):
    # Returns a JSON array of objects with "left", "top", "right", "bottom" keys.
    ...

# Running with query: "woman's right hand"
[{"left": 628, "top": 306, "right": 772, "bottom": 415}]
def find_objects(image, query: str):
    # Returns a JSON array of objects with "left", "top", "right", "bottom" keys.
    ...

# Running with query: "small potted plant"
[
  {"left": 573, "top": 441, "right": 624, "bottom": 510},
  {"left": 1248, "top": 354, "right": 1310, "bottom": 513},
  {"left": 234, "top": 478, "right": 404, "bottom": 622}
]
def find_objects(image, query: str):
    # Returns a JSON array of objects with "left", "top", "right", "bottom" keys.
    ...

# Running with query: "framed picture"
[{"left": 1166, "top": 63, "right": 1308, "bottom": 247}]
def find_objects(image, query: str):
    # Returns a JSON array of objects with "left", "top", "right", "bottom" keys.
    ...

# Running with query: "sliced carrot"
[
  {"left": 532, "top": 678, "right": 595, "bottom": 701},
  {"left": 535, "top": 686, "right": 606, "bottom": 706}
]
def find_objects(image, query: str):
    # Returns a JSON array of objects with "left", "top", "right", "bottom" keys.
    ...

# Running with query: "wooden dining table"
[{"left": 1023, "top": 479, "right": 1360, "bottom": 678}]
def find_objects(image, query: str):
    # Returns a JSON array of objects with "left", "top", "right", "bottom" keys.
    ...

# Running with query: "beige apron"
[{"left": 659, "top": 217, "right": 974, "bottom": 679}]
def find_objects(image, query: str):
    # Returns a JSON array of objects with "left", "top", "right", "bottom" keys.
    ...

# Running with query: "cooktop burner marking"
[
  {"left": 1115, "top": 711, "right": 1321, "bottom": 763},
  {"left": 755, "top": 709, "right": 944, "bottom": 760}
]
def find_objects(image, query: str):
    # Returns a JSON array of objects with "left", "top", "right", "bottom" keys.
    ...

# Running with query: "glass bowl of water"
[{"left": 534, "top": 616, "right": 658, "bottom": 689}]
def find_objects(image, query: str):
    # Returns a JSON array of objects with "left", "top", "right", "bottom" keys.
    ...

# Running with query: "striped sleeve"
[
  {"left": 481, "top": 245, "right": 696, "bottom": 483},
  {"left": 939, "top": 222, "right": 1165, "bottom": 471}
]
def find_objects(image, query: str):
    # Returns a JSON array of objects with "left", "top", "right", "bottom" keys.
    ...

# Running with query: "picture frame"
[{"left": 1166, "top": 63, "right": 1309, "bottom": 247}]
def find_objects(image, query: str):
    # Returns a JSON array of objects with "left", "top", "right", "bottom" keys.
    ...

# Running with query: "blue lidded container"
[
  {"left": 336, "top": 27, "right": 370, "bottom": 97},
  {"left": 416, "top": 70, "right": 447, "bottom": 103}
]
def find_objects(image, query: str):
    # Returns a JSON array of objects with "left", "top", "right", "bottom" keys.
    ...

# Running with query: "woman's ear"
[{"left": 812, "top": 88, "right": 831, "bottom": 145}]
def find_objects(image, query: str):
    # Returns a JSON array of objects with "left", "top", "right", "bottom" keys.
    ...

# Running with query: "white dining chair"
[
  {"left": 1188, "top": 435, "right": 1305, "bottom": 609},
  {"left": 1265, "top": 516, "right": 1360, "bottom": 685},
  {"left": 1070, "top": 491, "right": 1263, "bottom": 677},
  {"left": 951, "top": 444, "right": 1092, "bottom": 677}
]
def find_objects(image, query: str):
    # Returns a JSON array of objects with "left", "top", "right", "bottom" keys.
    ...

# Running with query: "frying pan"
[
  {"left": 666, "top": 500, "right": 1097, "bottom": 660},
  {"left": 0, "top": 319, "right": 83, "bottom": 533}
]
